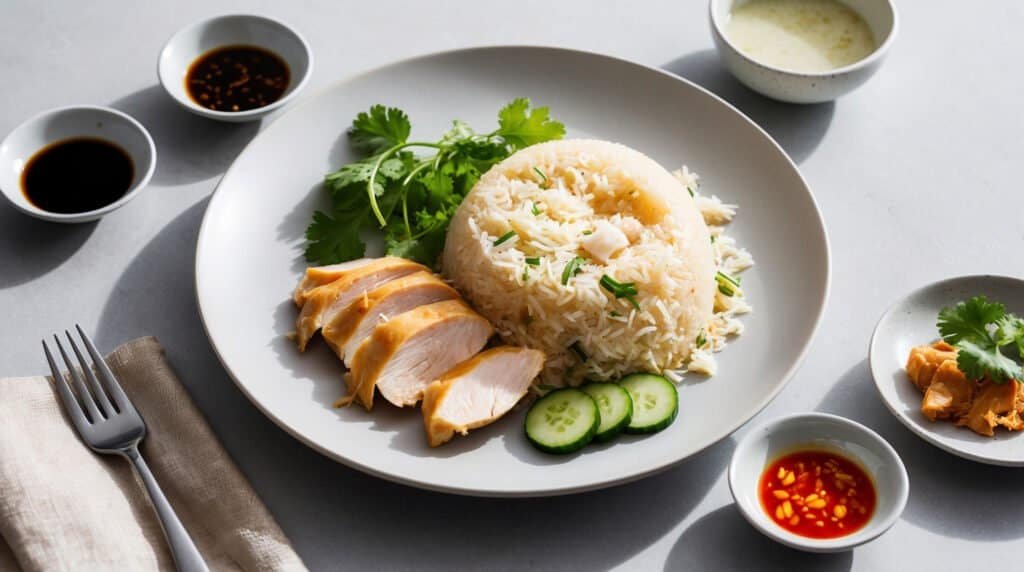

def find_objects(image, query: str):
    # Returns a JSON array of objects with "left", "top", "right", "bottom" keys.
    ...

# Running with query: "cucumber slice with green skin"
[
  {"left": 619, "top": 373, "right": 678, "bottom": 434},
  {"left": 582, "top": 382, "right": 633, "bottom": 442},
  {"left": 524, "top": 388, "right": 600, "bottom": 454}
]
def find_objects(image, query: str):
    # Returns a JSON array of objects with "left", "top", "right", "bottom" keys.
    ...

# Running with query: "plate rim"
[
  {"left": 868, "top": 273, "right": 1024, "bottom": 467},
  {"left": 194, "top": 44, "right": 833, "bottom": 496}
]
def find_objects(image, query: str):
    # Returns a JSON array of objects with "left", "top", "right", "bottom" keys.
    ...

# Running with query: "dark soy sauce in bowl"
[
  {"left": 186, "top": 45, "right": 290, "bottom": 112},
  {"left": 21, "top": 137, "right": 135, "bottom": 214}
]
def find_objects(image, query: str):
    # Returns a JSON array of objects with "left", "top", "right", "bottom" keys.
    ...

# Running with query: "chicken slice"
[
  {"left": 921, "top": 360, "right": 973, "bottom": 421},
  {"left": 906, "top": 341, "right": 958, "bottom": 392},
  {"left": 342, "top": 299, "right": 493, "bottom": 410},
  {"left": 294, "top": 257, "right": 426, "bottom": 351},
  {"left": 421, "top": 347, "right": 545, "bottom": 447},
  {"left": 292, "top": 258, "right": 374, "bottom": 306},
  {"left": 320, "top": 271, "right": 459, "bottom": 365},
  {"left": 957, "top": 380, "right": 1024, "bottom": 437},
  {"left": 580, "top": 220, "right": 629, "bottom": 263}
]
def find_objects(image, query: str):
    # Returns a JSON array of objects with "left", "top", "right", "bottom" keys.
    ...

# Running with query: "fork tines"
[{"left": 42, "top": 325, "right": 133, "bottom": 426}]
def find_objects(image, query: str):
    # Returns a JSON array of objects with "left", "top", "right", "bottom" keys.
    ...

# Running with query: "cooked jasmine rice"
[
  {"left": 673, "top": 167, "right": 754, "bottom": 378},
  {"left": 443, "top": 140, "right": 752, "bottom": 387}
]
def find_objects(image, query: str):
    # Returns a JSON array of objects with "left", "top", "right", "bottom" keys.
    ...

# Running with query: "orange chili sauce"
[{"left": 759, "top": 450, "right": 876, "bottom": 539}]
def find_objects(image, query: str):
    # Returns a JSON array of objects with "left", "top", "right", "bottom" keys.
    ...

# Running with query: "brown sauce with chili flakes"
[
  {"left": 186, "top": 45, "right": 289, "bottom": 112},
  {"left": 22, "top": 138, "right": 134, "bottom": 213},
  {"left": 759, "top": 450, "right": 876, "bottom": 539}
]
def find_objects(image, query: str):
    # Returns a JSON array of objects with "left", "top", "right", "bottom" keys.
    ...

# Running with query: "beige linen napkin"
[{"left": 0, "top": 337, "right": 307, "bottom": 571}]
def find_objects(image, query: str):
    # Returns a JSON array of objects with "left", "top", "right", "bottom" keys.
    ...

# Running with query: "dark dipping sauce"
[
  {"left": 22, "top": 138, "right": 134, "bottom": 214},
  {"left": 186, "top": 45, "right": 290, "bottom": 112}
]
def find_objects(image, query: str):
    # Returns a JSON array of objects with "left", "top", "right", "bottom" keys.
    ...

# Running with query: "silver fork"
[{"left": 43, "top": 325, "right": 209, "bottom": 572}]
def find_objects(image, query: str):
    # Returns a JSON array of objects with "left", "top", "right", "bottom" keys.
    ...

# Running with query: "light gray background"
[{"left": 2, "top": 1, "right": 1022, "bottom": 570}]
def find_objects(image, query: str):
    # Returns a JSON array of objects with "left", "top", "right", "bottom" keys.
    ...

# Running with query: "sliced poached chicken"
[
  {"left": 421, "top": 347, "right": 545, "bottom": 447},
  {"left": 292, "top": 258, "right": 374, "bottom": 306},
  {"left": 294, "top": 257, "right": 426, "bottom": 351},
  {"left": 321, "top": 271, "right": 459, "bottom": 365},
  {"left": 342, "top": 299, "right": 493, "bottom": 410}
]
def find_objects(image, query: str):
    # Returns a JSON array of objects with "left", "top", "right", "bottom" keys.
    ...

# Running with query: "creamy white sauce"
[{"left": 726, "top": 0, "right": 877, "bottom": 73}]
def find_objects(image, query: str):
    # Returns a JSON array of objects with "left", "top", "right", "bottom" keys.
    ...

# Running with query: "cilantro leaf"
[
  {"left": 311, "top": 99, "right": 565, "bottom": 267},
  {"left": 956, "top": 338, "right": 1022, "bottom": 382},
  {"left": 937, "top": 296, "right": 1024, "bottom": 382},
  {"left": 937, "top": 296, "right": 1006, "bottom": 344},
  {"left": 349, "top": 105, "right": 411, "bottom": 154},
  {"left": 304, "top": 210, "right": 366, "bottom": 264},
  {"left": 496, "top": 98, "right": 566, "bottom": 149}
]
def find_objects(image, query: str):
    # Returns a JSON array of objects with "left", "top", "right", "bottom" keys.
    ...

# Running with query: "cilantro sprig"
[
  {"left": 306, "top": 98, "right": 565, "bottom": 266},
  {"left": 937, "top": 296, "right": 1024, "bottom": 382}
]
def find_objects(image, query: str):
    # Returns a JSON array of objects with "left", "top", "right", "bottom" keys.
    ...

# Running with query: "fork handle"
[{"left": 124, "top": 447, "right": 210, "bottom": 572}]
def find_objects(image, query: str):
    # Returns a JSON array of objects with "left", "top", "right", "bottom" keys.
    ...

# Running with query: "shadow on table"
[
  {"left": 661, "top": 50, "right": 834, "bottom": 164},
  {"left": 326, "top": 436, "right": 735, "bottom": 570},
  {"left": 109, "top": 85, "right": 259, "bottom": 186},
  {"left": 817, "top": 360, "right": 1024, "bottom": 540},
  {"left": 0, "top": 202, "right": 96, "bottom": 289},
  {"left": 665, "top": 505, "right": 853, "bottom": 571}
]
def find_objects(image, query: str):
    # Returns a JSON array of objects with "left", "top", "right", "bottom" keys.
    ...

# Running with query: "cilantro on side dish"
[
  {"left": 305, "top": 98, "right": 565, "bottom": 266},
  {"left": 937, "top": 296, "right": 1024, "bottom": 382}
]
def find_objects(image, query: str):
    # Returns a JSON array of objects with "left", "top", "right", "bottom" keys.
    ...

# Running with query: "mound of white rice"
[{"left": 443, "top": 139, "right": 752, "bottom": 385}]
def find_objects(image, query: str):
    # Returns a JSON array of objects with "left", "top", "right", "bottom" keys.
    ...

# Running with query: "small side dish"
[
  {"left": 760, "top": 450, "right": 875, "bottom": 538},
  {"left": 157, "top": 14, "right": 311, "bottom": 122},
  {"left": 709, "top": 0, "right": 898, "bottom": 103},
  {"left": 730, "top": 413, "right": 907, "bottom": 553},
  {"left": 0, "top": 105, "right": 156, "bottom": 223},
  {"left": 905, "top": 296, "right": 1024, "bottom": 437}
]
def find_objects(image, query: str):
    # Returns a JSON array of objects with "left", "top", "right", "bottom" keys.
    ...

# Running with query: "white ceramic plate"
[
  {"left": 196, "top": 46, "right": 830, "bottom": 496},
  {"left": 870, "top": 275, "right": 1024, "bottom": 466}
]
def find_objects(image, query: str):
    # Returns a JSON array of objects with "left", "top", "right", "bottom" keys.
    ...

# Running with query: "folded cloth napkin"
[{"left": 0, "top": 337, "right": 307, "bottom": 571}]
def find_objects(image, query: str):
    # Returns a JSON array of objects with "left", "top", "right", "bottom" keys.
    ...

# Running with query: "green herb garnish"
[
  {"left": 532, "top": 167, "right": 548, "bottom": 187},
  {"left": 582, "top": 230, "right": 593, "bottom": 236},
  {"left": 696, "top": 330, "right": 707, "bottom": 348},
  {"left": 715, "top": 271, "right": 740, "bottom": 297},
  {"left": 525, "top": 257, "right": 541, "bottom": 266},
  {"left": 531, "top": 202, "right": 541, "bottom": 216},
  {"left": 599, "top": 274, "right": 640, "bottom": 310},
  {"left": 938, "top": 296, "right": 1024, "bottom": 381},
  {"left": 306, "top": 99, "right": 565, "bottom": 266},
  {"left": 494, "top": 230, "right": 516, "bottom": 246},
  {"left": 561, "top": 256, "right": 586, "bottom": 285}
]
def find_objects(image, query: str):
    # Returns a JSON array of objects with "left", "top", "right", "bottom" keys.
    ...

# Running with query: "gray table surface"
[{"left": 3, "top": 1, "right": 1023, "bottom": 570}]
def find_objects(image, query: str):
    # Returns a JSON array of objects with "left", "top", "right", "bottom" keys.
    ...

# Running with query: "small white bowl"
[
  {"left": 709, "top": 0, "right": 898, "bottom": 103},
  {"left": 157, "top": 14, "right": 313, "bottom": 122},
  {"left": 0, "top": 105, "right": 156, "bottom": 223},
  {"left": 729, "top": 413, "right": 908, "bottom": 552}
]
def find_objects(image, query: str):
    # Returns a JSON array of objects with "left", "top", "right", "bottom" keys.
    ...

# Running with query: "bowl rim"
[
  {"left": 708, "top": 0, "right": 900, "bottom": 79},
  {"left": 728, "top": 412, "right": 909, "bottom": 552},
  {"left": 0, "top": 104, "right": 157, "bottom": 223},
  {"left": 156, "top": 13, "right": 314, "bottom": 121}
]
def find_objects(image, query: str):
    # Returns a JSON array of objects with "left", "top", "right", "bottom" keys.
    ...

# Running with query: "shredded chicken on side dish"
[{"left": 905, "top": 341, "right": 1024, "bottom": 437}]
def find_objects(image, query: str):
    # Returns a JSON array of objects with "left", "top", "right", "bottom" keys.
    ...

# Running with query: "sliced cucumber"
[
  {"left": 525, "top": 388, "right": 600, "bottom": 454},
  {"left": 582, "top": 382, "right": 633, "bottom": 442},
  {"left": 620, "top": 373, "right": 678, "bottom": 434}
]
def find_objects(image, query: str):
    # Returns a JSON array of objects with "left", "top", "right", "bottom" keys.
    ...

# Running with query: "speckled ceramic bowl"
[
  {"left": 729, "top": 413, "right": 909, "bottom": 552},
  {"left": 709, "top": 0, "right": 898, "bottom": 104}
]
